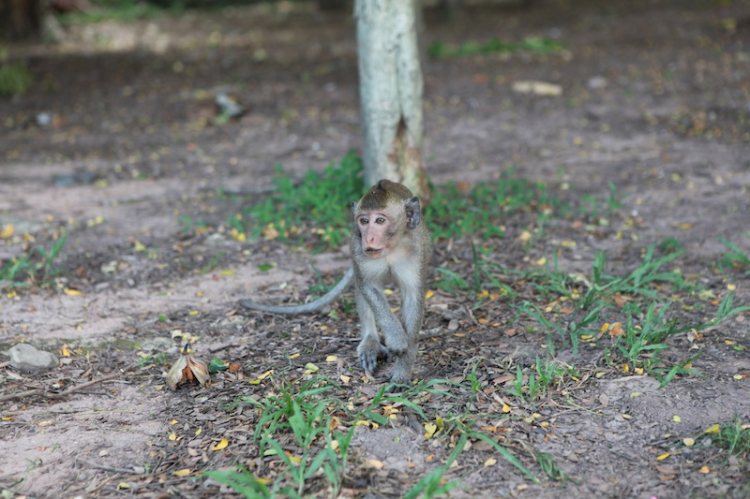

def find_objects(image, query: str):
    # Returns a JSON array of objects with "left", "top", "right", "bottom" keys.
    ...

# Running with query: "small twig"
[
  {"left": 208, "top": 342, "right": 240, "bottom": 353},
  {"left": 0, "top": 389, "right": 44, "bottom": 403},
  {"left": 46, "top": 363, "right": 137, "bottom": 399},
  {"left": 75, "top": 457, "right": 139, "bottom": 475},
  {"left": 0, "top": 364, "right": 137, "bottom": 403}
]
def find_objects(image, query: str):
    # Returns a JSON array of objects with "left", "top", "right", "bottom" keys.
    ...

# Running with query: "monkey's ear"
[{"left": 405, "top": 196, "right": 421, "bottom": 230}]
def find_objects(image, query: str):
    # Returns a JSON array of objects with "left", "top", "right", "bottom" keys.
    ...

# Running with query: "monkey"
[{"left": 240, "top": 179, "right": 431, "bottom": 383}]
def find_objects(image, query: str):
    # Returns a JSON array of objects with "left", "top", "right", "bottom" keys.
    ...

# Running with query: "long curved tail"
[{"left": 239, "top": 266, "right": 354, "bottom": 314}]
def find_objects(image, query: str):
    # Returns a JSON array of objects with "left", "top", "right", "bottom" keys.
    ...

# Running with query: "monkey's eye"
[
  {"left": 359, "top": 217, "right": 368, "bottom": 225},
  {"left": 375, "top": 217, "right": 386, "bottom": 225}
]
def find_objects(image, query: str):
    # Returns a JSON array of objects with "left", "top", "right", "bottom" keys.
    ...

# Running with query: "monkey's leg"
[
  {"left": 355, "top": 287, "right": 387, "bottom": 374},
  {"left": 389, "top": 283, "right": 424, "bottom": 384}
]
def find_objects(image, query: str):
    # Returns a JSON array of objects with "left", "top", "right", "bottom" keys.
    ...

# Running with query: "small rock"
[
  {"left": 587, "top": 76, "right": 608, "bottom": 89},
  {"left": 8, "top": 343, "right": 59, "bottom": 373}
]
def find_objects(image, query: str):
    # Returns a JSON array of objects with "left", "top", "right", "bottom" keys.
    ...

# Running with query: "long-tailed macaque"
[{"left": 240, "top": 179, "right": 431, "bottom": 383}]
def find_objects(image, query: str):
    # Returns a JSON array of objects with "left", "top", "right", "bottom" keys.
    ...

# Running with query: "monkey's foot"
[
  {"left": 357, "top": 338, "right": 388, "bottom": 373},
  {"left": 388, "top": 353, "right": 413, "bottom": 385}
]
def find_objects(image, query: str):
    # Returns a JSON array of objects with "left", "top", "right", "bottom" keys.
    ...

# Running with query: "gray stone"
[{"left": 8, "top": 343, "right": 59, "bottom": 373}]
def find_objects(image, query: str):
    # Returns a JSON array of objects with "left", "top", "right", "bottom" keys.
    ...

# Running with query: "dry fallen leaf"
[
  {"left": 167, "top": 344, "right": 210, "bottom": 390},
  {"left": 211, "top": 438, "right": 229, "bottom": 451}
]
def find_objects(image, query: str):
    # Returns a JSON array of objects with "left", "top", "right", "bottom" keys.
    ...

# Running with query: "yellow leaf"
[
  {"left": 699, "top": 465, "right": 710, "bottom": 474},
  {"left": 365, "top": 459, "right": 384, "bottom": 469},
  {"left": 255, "top": 477, "right": 273, "bottom": 485},
  {"left": 384, "top": 289, "right": 393, "bottom": 295},
  {"left": 424, "top": 422, "right": 437, "bottom": 439},
  {"left": 436, "top": 417, "right": 444, "bottom": 431},
  {"left": 673, "top": 415, "right": 682, "bottom": 423},
  {"left": 608, "top": 322, "right": 624, "bottom": 337},
  {"left": 133, "top": 240, "right": 146, "bottom": 251},
  {"left": 705, "top": 424, "right": 720, "bottom": 434},
  {"left": 425, "top": 290, "right": 434, "bottom": 299},
  {"left": 0, "top": 224, "right": 14, "bottom": 238},
  {"left": 340, "top": 375, "right": 351, "bottom": 384},
  {"left": 289, "top": 353, "right": 300, "bottom": 359},
  {"left": 61, "top": 344, "right": 71, "bottom": 357},
  {"left": 211, "top": 438, "right": 229, "bottom": 451},
  {"left": 169, "top": 432, "right": 177, "bottom": 441},
  {"left": 656, "top": 453, "right": 670, "bottom": 461},
  {"left": 484, "top": 458, "right": 497, "bottom": 467},
  {"left": 581, "top": 334, "right": 593, "bottom": 341},
  {"left": 170, "top": 419, "right": 178, "bottom": 425},
  {"left": 629, "top": 392, "right": 642, "bottom": 398},
  {"left": 220, "top": 270, "right": 236, "bottom": 276},
  {"left": 683, "top": 438, "right": 695, "bottom": 447},
  {"left": 195, "top": 427, "right": 202, "bottom": 436},
  {"left": 37, "top": 420, "right": 53, "bottom": 427},
  {"left": 257, "top": 369, "right": 273, "bottom": 380},
  {"left": 326, "top": 355, "right": 338, "bottom": 363},
  {"left": 2, "top": 416, "right": 14, "bottom": 421},
  {"left": 63, "top": 288, "right": 82, "bottom": 296},
  {"left": 304, "top": 363, "right": 319, "bottom": 373},
  {"left": 535, "top": 257, "right": 547, "bottom": 266},
  {"left": 727, "top": 283, "right": 736, "bottom": 291},
  {"left": 518, "top": 230, "right": 532, "bottom": 242},
  {"left": 355, "top": 420, "right": 371, "bottom": 427},
  {"left": 502, "top": 404, "right": 511, "bottom": 413},
  {"left": 189, "top": 310, "right": 199, "bottom": 316},
  {"left": 678, "top": 223, "right": 692, "bottom": 230},
  {"left": 117, "top": 482, "right": 131, "bottom": 490},
  {"left": 173, "top": 469, "right": 191, "bottom": 477}
]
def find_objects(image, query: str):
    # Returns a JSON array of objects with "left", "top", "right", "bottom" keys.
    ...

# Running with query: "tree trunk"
[
  {"left": 355, "top": 0, "right": 429, "bottom": 201},
  {"left": 0, "top": 0, "right": 44, "bottom": 40}
]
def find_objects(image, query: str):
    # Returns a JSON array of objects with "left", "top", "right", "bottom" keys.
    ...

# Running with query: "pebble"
[{"left": 8, "top": 343, "right": 59, "bottom": 373}]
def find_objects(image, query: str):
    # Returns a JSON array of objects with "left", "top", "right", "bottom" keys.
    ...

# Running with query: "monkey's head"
[{"left": 353, "top": 180, "right": 422, "bottom": 259}]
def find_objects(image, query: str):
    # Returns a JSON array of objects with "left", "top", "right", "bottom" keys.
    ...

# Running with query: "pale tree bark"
[{"left": 355, "top": 0, "right": 429, "bottom": 201}]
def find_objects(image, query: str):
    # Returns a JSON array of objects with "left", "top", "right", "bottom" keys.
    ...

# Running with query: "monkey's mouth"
[{"left": 365, "top": 248, "right": 384, "bottom": 257}]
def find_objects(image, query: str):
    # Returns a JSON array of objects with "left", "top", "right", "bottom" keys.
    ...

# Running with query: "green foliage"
[
  {"left": 215, "top": 375, "right": 538, "bottom": 496},
  {"left": 59, "top": 0, "right": 185, "bottom": 24},
  {"left": 0, "top": 51, "right": 32, "bottom": 97},
  {"left": 535, "top": 451, "right": 575, "bottom": 482},
  {"left": 717, "top": 235, "right": 750, "bottom": 275},
  {"left": 426, "top": 173, "right": 562, "bottom": 240},
  {"left": 239, "top": 152, "right": 364, "bottom": 250},
  {"left": 218, "top": 375, "right": 350, "bottom": 498},
  {"left": 580, "top": 244, "right": 692, "bottom": 310},
  {"left": 709, "top": 417, "right": 750, "bottom": 456},
  {"left": 403, "top": 433, "right": 466, "bottom": 499},
  {"left": 507, "top": 357, "right": 576, "bottom": 405},
  {"left": 0, "top": 233, "right": 68, "bottom": 288},
  {"left": 428, "top": 36, "right": 564, "bottom": 59}
]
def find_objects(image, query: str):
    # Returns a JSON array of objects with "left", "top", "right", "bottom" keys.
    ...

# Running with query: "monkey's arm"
[
  {"left": 360, "top": 284, "right": 409, "bottom": 352},
  {"left": 239, "top": 266, "right": 354, "bottom": 314}
]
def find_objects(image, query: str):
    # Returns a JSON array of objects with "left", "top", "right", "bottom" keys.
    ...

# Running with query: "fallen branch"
[
  {"left": 0, "top": 363, "right": 138, "bottom": 403},
  {"left": 75, "top": 456, "right": 140, "bottom": 475}
]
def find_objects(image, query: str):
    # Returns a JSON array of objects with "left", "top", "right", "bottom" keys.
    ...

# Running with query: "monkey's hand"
[{"left": 357, "top": 337, "right": 388, "bottom": 374}]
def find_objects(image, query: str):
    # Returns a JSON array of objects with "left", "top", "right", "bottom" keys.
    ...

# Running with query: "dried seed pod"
[{"left": 167, "top": 344, "right": 210, "bottom": 390}]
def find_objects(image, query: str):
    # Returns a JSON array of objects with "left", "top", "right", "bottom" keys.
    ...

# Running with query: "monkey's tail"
[{"left": 239, "top": 266, "right": 354, "bottom": 314}]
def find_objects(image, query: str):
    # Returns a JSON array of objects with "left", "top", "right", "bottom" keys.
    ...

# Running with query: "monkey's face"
[{"left": 356, "top": 210, "right": 396, "bottom": 259}]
